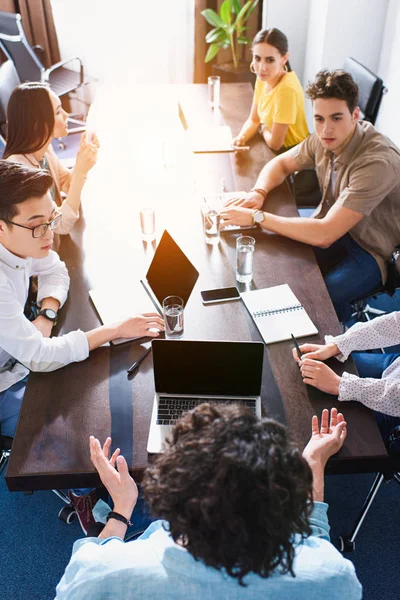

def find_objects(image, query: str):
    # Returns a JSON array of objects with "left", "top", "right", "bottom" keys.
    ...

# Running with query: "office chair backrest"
[
  {"left": 343, "top": 57, "right": 386, "bottom": 125},
  {"left": 0, "top": 59, "right": 20, "bottom": 138},
  {"left": 0, "top": 10, "right": 44, "bottom": 84}
]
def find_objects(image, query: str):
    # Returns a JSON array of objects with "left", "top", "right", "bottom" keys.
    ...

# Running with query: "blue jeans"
[
  {"left": 313, "top": 234, "right": 381, "bottom": 323},
  {"left": 353, "top": 352, "right": 400, "bottom": 448},
  {"left": 0, "top": 376, "right": 28, "bottom": 438}
]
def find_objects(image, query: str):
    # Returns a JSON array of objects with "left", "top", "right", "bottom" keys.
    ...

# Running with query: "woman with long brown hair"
[{"left": 4, "top": 83, "right": 99, "bottom": 251}]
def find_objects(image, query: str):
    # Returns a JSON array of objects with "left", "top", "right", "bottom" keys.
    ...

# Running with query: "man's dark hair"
[
  {"left": 3, "top": 83, "right": 54, "bottom": 159},
  {"left": 306, "top": 69, "right": 359, "bottom": 114},
  {"left": 252, "top": 28, "right": 292, "bottom": 72},
  {"left": 0, "top": 160, "right": 54, "bottom": 223},
  {"left": 143, "top": 404, "right": 313, "bottom": 585}
]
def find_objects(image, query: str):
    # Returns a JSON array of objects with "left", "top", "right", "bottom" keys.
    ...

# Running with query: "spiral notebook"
[{"left": 241, "top": 284, "right": 318, "bottom": 344}]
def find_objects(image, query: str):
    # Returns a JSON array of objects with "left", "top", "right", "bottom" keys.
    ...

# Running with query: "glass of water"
[
  {"left": 140, "top": 208, "right": 155, "bottom": 242},
  {"left": 208, "top": 76, "right": 220, "bottom": 108},
  {"left": 236, "top": 236, "right": 255, "bottom": 283},
  {"left": 204, "top": 208, "right": 220, "bottom": 245},
  {"left": 163, "top": 296, "right": 184, "bottom": 339}
]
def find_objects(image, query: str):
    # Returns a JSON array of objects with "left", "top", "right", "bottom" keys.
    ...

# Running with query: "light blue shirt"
[{"left": 56, "top": 502, "right": 362, "bottom": 599}]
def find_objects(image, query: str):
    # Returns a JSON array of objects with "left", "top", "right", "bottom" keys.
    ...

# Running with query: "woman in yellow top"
[{"left": 233, "top": 28, "right": 308, "bottom": 152}]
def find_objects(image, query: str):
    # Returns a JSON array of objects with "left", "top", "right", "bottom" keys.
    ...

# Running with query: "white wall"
[
  {"left": 51, "top": 0, "right": 194, "bottom": 87},
  {"left": 262, "top": 0, "right": 311, "bottom": 82},
  {"left": 375, "top": 0, "right": 400, "bottom": 146}
]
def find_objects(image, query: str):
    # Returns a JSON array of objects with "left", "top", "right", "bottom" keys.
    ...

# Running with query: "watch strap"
[
  {"left": 38, "top": 308, "right": 58, "bottom": 325},
  {"left": 106, "top": 511, "right": 132, "bottom": 527}
]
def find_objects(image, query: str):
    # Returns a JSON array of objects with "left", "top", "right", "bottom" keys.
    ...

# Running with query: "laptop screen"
[
  {"left": 146, "top": 230, "right": 199, "bottom": 307},
  {"left": 152, "top": 340, "right": 264, "bottom": 397}
]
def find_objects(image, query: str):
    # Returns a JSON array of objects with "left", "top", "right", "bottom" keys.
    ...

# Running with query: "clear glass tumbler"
[
  {"left": 140, "top": 208, "right": 155, "bottom": 242},
  {"left": 208, "top": 76, "right": 220, "bottom": 108},
  {"left": 204, "top": 208, "right": 220, "bottom": 245},
  {"left": 236, "top": 236, "right": 255, "bottom": 283},
  {"left": 163, "top": 296, "right": 184, "bottom": 339}
]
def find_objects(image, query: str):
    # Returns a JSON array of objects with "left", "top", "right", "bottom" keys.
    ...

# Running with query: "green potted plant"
[{"left": 201, "top": 0, "right": 259, "bottom": 83}]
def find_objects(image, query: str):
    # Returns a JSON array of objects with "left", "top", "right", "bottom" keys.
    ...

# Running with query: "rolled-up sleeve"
[
  {"left": 31, "top": 251, "right": 70, "bottom": 307},
  {"left": 0, "top": 275, "right": 89, "bottom": 372}
]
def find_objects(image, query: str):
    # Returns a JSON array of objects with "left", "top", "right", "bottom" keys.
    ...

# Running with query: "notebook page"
[{"left": 241, "top": 285, "right": 318, "bottom": 344}]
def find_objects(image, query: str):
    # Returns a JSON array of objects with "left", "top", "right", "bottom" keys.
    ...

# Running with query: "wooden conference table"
[{"left": 6, "top": 83, "right": 394, "bottom": 492}]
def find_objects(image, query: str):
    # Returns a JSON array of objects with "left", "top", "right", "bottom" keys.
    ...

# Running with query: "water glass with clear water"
[
  {"left": 208, "top": 76, "right": 220, "bottom": 108},
  {"left": 204, "top": 208, "right": 220, "bottom": 245},
  {"left": 140, "top": 208, "right": 155, "bottom": 241},
  {"left": 236, "top": 236, "right": 255, "bottom": 283},
  {"left": 163, "top": 296, "right": 184, "bottom": 339}
]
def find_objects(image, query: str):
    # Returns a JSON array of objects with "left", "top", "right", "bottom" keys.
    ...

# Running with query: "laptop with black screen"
[
  {"left": 147, "top": 339, "right": 264, "bottom": 453},
  {"left": 89, "top": 230, "right": 199, "bottom": 344}
]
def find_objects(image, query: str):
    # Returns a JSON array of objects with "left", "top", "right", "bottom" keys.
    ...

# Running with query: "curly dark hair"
[
  {"left": 143, "top": 404, "right": 313, "bottom": 585},
  {"left": 306, "top": 69, "right": 359, "bottom": 114}
]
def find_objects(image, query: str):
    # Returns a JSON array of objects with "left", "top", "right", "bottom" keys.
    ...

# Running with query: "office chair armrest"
[{"left": 45, "top": 57, "right": 84, "bottom": 86}]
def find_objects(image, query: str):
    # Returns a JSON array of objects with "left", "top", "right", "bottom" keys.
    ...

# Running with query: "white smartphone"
[{"left": 201, "top": 286, "right": 241, "bottom": 304}]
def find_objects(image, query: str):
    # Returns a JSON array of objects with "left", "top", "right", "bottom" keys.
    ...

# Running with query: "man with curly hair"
[
  {"left": 56, "top": 405, "right": 361, "bottom": 599},
  {"left": 221, "top": 69, "right": 400, "bottom": 323}
]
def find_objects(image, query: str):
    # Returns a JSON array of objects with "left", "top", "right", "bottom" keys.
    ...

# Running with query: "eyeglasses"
[{"left": 4, "top": 211, "right": 62, "bottom": 238}]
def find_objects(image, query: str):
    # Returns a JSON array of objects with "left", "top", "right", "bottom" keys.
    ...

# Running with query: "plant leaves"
[
  {"left": 238, "top": 36, "right": 252, "bottom": 44},
  {"left": 201, "top": 9, "right": 224, "bottom": 28},
  {"left": 206, "top": 28, "right": 227, "bottom": 44},
  {"left": 205, "top": 43, "right": 220, "bottom": 63},
  {"left": 246, "top": 0, "right": 260, "bottom": 20},
  {"left": 231, "top": 0, "right": 241, "bottom": 14},
  {"left": 220, "top": 0, "right": 232, "bottom": 25}
]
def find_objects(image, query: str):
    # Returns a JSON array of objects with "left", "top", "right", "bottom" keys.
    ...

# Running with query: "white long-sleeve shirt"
[
  {"left": 0, "top": 243, "right": 89, "bottom": 393},
  {"left": 326, "top": 312, "right": 400, "bottom": 417}
]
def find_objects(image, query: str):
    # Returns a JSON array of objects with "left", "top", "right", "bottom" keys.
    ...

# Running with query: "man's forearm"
[
  {"left": 254, "top": 158, "right": 288, "bottom": 195},
  {"left": 40, "top": 296, "right": 61, "bottom": 312},
  {"left": 98, "top": 519, "right": 128, "bottom": 540},
  {"left": 260, "top": 212, "right": 330, "bottom": 247},
  {"left": 85, "top": 323, "right": 121, "bottom": 350},
  {"left": 308, "top": 461, "right": 325, "bottom": 502}
]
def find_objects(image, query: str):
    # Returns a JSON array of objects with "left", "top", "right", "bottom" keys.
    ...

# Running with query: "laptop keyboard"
[{"left": 157, "top": 396, "right": 257, "bottom": 425}]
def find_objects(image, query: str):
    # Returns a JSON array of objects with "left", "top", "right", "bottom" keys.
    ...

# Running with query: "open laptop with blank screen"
[
  {"left": 89, "top": 230, "right": 199, "bottom": 344},
  {"left": 147, "top": 339, "right": 264, "bottom": 453},
  {"left": 178, "top": 102, "right": 236, "bottom": 154}
]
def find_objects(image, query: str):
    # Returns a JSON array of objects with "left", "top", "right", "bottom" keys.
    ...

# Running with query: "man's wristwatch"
[
  {"left": 38, "top": 308, "right": 58, "bottom": 325},
  {"left": 252, "top": 210, "right": 265, "bottom": 226}
]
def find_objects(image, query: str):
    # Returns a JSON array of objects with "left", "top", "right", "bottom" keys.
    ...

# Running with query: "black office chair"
[
  {"left": 0, "top": 11, "right": 85, "bottom": 99},
  {"left": 352, "top": 246, "right": 400, "bottom": 324},
  {"left": 0, "top": 59, "right": 20, "bottom": 139},
  {"left": 343, "top": 57, "right": 387, "bottom": 125}
]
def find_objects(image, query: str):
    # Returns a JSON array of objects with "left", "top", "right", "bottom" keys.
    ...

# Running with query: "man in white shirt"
[
  {"left": 292, "top": 312, "right": 400, "bottom": 449},
  {"left": 0, "top": 161, "right": 164, "bottom": 528}
]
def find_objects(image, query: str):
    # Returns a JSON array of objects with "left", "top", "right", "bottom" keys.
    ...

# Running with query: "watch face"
[
  {"left": 254, "top": 211, "right": 264, "bottom": 223},
  {"left": 43, "top": 308, "right": 57, "bottom": 320}
]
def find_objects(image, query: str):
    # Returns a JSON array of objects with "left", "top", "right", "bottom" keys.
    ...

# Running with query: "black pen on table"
[
  {"left": 127, "top": 346, "right": 152, "bottom": 375},
  {"left": 290, "top": 333, "right": 303, "bottom": 362}
]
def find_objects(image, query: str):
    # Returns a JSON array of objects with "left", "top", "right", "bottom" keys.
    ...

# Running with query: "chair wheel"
[
  {"left": 339, "top": 535, "right": 355, "bottom": 553},
  {"left": 58, "top": 505, "right": 76, "bottom": 524}
]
